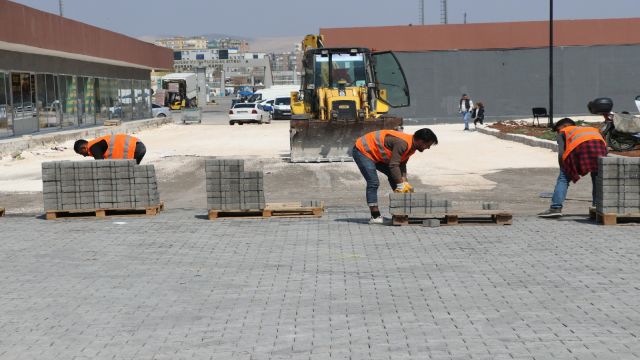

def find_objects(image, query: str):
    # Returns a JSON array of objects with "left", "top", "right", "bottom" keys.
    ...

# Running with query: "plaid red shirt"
[{"left": 562, "top": 139, "right": 608, "bottom": 182}]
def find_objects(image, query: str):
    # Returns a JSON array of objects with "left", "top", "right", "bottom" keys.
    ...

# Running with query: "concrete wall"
[
  {"left": 0, "top": 50, "right": 150, "bottom": 80},
  {"left": 390, "top": 45, "right": 640, "bottom": 124}
]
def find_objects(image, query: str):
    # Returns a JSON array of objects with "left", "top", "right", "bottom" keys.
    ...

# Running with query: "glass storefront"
[
  {"left": 0, "top": 71, "right": 152, "bottom": 138},
  {"left": 0, "top": 73, "right": 11, "bottom": 138}
]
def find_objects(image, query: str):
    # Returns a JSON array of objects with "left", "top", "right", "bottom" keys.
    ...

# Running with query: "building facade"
[
  {"left": 216, "top": 38, "right": 249, "bottom": 52},
  {"left": 172, "top": 49, "right": 271, "bottom": 90},
  {"left": 0, "top": 0, "right": 172, "bottom": 138},
  {"left": 321, "top": 18, "right": 640, "bottom": 123},
  {"left": 154, "top": 36, "right": 208, "bottom": 51},
  {"left": 269, "top": 52, "right": 298, "bottom": 85}
]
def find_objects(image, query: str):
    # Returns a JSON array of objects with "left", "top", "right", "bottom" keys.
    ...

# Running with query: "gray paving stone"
[{"left": 0, "top": 211, "right": 638, "bottom": 359}]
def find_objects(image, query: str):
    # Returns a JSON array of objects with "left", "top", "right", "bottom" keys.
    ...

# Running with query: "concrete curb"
[
  {"left": 0, "top": 117, "right": 173, "bottom": 156},
  {"left": 477, "top": 125, "right": 558, "bottom": 152}
]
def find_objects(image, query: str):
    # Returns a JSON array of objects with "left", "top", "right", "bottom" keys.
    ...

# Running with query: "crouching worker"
[
  {"left": 353, "top": 128, "right": 438, "bottom": 224},
  {"left": 74, "top": 133, "right": 147, "bottom": 164},
  {"left": 538, "top": 118, "right": 607, "bottom": 218}
]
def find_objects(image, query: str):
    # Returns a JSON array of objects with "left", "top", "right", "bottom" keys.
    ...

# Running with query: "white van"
[
  {"left": 247, "top": 85, "right": 298, "bottom": 103},
  {"left": 271, "top": 96, "right": 292, "bottom": 120}
]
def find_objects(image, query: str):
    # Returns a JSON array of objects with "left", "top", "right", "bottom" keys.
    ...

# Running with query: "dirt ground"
[
  {"left": 488, "top": 117, "right": 640, "bottom": 156},
  {"left": 0, "top": 113, "right": 598, "bottom": 216},
  {"left": 488, "top": 116, "right": 604, "bottom": 141}
]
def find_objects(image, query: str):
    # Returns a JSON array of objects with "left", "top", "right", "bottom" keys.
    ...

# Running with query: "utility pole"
[
  {"left": 58, "top": 0, "right": 63, "bottom": 17},
  {"left": 464, "top": 12, "right": 467, "bottom": 24},
  {"left": 419, "top": 0, "right": 424, "bottom": 25},
  {"left": 440, "top": 0, "right": 448, "bottom": 24},
  {"left": 548, "top": 0, "right": 554, "bottom": 127}
]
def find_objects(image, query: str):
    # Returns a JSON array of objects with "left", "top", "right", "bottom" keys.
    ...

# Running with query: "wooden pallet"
[
  {"left": 0, "top": 207, "right": 5, "bottom": 217},
  {"left": 392, "top": 210, "right": 513, "bottom": 226},
  {"left": 45, "top": 203, "right": 163, "bottom": 220},
  {"left": 594, "top": 211, "right": 640, "bottom": 225},
  {"left": 208, "top": 202, "right": 324, "bottom": 220}
]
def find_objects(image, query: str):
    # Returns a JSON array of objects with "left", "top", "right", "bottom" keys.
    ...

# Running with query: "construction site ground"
[
  {"left": 1, "top": 209, "right": 639, "bottom": 359},
  {"left": 2, "top": 105, "right": 639, "bottom": 358},
  {"left": 0, "top": 104, "right": 595, "bottom": 216}
]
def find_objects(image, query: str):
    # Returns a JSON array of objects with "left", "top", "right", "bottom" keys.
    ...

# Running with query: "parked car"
[
  {"left": 228, "top": 103, "right": 265, "bottom": 125},
  {"left": 152, "top": 103, "right": 171, "bottom": 118},
  {"left": 271, "top": 96, "right": 291, "bottom": 120}
]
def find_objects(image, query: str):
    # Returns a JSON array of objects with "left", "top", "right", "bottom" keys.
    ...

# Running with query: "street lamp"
[{"left": 548, "top": 0, "right": 554, "bottom": 127}]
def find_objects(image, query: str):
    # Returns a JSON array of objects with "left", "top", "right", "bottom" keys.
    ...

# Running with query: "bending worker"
[
  {"left": 353, "top": 128, "right": 438, "bottom": 224},
  {"left": 538, "top": 118, "right": 607, "bottom": 218},
  {"left": 74, "top": 133, "right": 146, "bottom": 164}
]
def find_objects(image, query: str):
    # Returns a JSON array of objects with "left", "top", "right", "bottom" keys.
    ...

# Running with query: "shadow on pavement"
[{"left": 334, "top": 218, "right": 370, "bottom": 224}]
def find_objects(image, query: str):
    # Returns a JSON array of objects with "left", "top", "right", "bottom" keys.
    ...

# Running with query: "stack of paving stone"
[
  {"left": 596, "top": 156, "right": 640, "bottom": 214},
  {"left": 205, "top": 159, "right": 266, "bottom": 211},
  {"left": 42, "top": 160, "right": 160, "bottom": 211},
  {"left": 389, "top": 192, "right": 453, "bottom": 215}
]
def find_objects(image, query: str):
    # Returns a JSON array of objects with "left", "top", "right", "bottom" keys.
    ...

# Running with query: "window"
[
  {"left": 275, "top": 97, "right": 291, "bottom": 106},
  {"left": 371, "top": 52, "right": 410, "bottom": 108},
  {"left": 58, "top": 75, "right": 78, "bottom": 127},
  {"left": 0, "top": 72, "right": 11, "bottom": 137}
]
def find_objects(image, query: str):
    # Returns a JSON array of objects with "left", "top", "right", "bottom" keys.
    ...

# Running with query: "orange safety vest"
[
  {"left": 355, "top": 130, "right": 415, "bottom": 163},
  {"left": 87, "top": 134, "right": 138, "bottom": 160},
  {"left": 559, "top": 125, "right": 605, "bottom": 161}
]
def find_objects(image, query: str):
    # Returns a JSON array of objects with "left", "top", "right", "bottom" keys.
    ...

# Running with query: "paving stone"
[{"left": 1, "top": 212, "right": 639, "bottom": 358}]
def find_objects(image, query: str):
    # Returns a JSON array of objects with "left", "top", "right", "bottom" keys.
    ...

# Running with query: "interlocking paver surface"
[{"left": 1, "top": 209, "right": 639, "bottom": 359}]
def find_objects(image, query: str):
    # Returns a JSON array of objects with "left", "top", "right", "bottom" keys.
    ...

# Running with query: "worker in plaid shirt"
[{"left": 539, "top": 118, "right": 608, "bottom": 218}]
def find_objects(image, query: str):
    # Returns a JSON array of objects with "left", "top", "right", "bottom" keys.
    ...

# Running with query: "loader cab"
[
  {"left": 313, "top": 51, "right": 367, "bottom": 88},
  {"left": 298, "top": 48, "right": 410, "bottom": 113}
]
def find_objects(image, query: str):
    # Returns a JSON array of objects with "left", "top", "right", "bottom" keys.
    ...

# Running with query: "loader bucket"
[{"left": 289, "top": 117, "right": 403, "bottom": 162}]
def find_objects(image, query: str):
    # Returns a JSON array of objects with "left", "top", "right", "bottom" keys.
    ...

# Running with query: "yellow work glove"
[{"left": 394, "top": 182, "right": 414, "bottom": 193}]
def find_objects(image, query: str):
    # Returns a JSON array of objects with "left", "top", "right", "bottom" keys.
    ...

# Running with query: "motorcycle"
[{"left": 588, "top": 97, "right": 640, "bottom": 152}]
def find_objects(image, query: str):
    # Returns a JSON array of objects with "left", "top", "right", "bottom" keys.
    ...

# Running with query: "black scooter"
[{"left": 588, "top": 97, "right": 640, "bottom": 152}]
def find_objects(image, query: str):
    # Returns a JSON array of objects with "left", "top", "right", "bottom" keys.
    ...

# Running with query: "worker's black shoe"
[{"left": 537, "top": 208, "right": 563, "bottom": 218}]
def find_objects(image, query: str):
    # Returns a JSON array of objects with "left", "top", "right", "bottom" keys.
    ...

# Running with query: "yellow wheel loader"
[{"left": 289, "top": 35, "right": 411, "bottom": 162}]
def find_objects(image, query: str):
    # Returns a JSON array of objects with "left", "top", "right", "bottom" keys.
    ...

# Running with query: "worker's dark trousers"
[
  {"left": 352, "top": 147, "right": 395, "bottom": 207},
  {"left": 134, "top": 142, "right": 146, "bottom": 164}
]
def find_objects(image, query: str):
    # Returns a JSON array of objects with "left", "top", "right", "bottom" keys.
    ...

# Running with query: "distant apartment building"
[
  {"left": 269, "top": 51, "right": 299, "bottom": 85},
  {"left": 216, "top": 38, "right": 249, "bottom": 52},
  {"left": 154, "top": 36, "right": 208, "bottom": 50},
  {"left": 172, "top": 49, "right": 271, "bottom": 88}
]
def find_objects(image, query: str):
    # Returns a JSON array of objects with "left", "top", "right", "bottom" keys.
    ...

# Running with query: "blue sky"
[{"left": 12, "top": 0, "right": 640, "bottom": 38}]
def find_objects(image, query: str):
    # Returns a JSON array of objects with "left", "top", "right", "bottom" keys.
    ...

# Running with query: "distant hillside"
[
  {"left": 249, "top": 36, "right": 302, "bottom": 53},
  {"left": 202, "top": 33, "right": 252, "bottom": 41}
]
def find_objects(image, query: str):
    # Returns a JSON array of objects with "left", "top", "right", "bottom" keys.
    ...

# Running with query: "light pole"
[{"left": 548, "top": 0, "right": 554, "bottom": 127}]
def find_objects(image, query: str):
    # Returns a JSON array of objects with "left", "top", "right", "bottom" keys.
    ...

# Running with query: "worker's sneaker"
[
  {"left": 369, "top": 216, "right": 384, "bottom": 225},
  {"left": 537, "top": 208, "right": 563, "bottom": 218}
]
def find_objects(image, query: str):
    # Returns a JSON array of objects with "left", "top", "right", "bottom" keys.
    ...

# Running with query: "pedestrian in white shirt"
[{"left": 459, "top": 94, "right": 474, "bottom": 131}]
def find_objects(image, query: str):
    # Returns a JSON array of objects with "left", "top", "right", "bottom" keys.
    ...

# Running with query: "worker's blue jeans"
[
  {"left": 551, "top": 169, "right": 597, "bottom": 209},
  {"left": 352, "top": 147, "right": 395, "bottom": 207}
]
